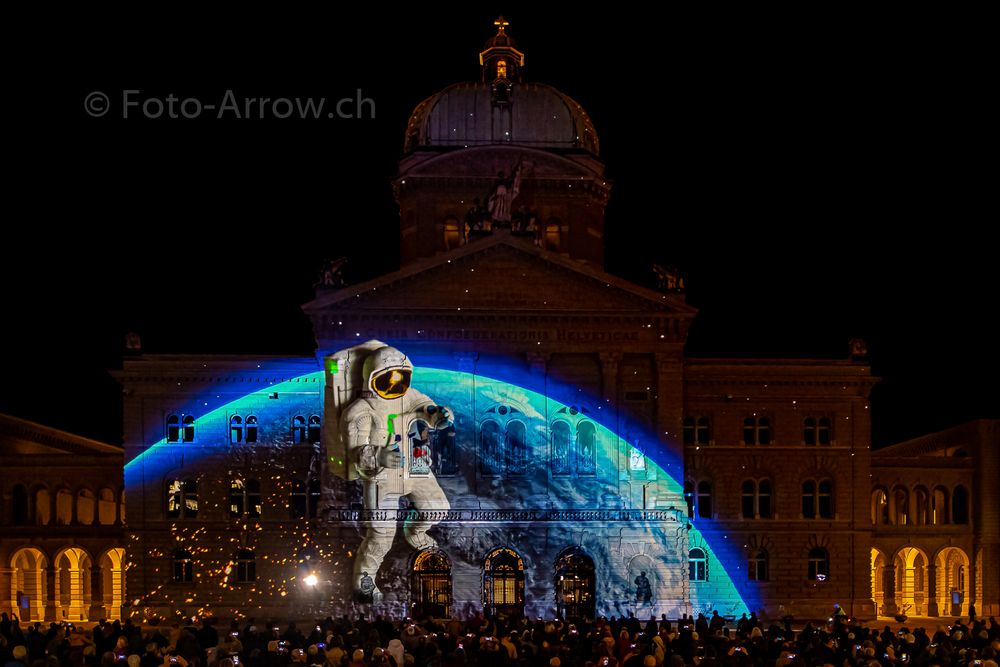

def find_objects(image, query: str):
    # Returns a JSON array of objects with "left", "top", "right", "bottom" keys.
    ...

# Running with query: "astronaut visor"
[{"left": 371, "top": 368, "right": 412, "bottom": 399}]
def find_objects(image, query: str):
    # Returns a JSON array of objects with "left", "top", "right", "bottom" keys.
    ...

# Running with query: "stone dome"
[{"left": 404, "top": 82, "right": 600, "bottom": 156}]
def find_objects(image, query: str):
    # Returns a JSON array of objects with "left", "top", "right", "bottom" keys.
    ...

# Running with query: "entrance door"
[{"left": 555, "top": 547, "right": 595, "bottom": 619}]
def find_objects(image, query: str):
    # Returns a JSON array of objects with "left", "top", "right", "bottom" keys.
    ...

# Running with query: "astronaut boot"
[{"left": 403, "top": 527, "right": 438, "bottom": 550}]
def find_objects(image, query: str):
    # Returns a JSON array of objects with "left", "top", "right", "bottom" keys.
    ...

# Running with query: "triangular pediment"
[{"left": 304, "top": 233, "right": 695, "bottom": 316}]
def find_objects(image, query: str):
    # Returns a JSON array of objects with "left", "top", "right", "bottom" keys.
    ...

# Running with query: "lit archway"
[
  {"left": 894, "top": 546, "right": 929, "bottom": 615},
  {"left": 554, "top": 547, "right": 595, "bottom": 620},
  {"left": 935, "top": 546, "right": 970, "bottom": 615},
  {"left": 871, "top": 548, "right": 888, "bottom": 615},
  {"left": 411, "top": 549, "right": 451, "bottom": 619},
  {"left": 55, "top": 547, "right": 91, "bottom": 621},
  {"left": 483, "top": 547, "right": 525, "bottom": 618},
  {"left": 10, "top": 548, "right": 47, "bottom": 622},
  {"left": 99, "top": 548, "right": 126, "bottom": 620}
]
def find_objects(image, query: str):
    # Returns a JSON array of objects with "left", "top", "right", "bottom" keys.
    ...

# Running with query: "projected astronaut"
[{"left": 342, "top": 344, "right": 452, "bottom": 601}]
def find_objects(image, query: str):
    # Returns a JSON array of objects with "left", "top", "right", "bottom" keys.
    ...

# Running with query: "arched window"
[
  {"left": 914, "top": 487, "right": 929, "bottom": 525},
  {"left": 872, "top": 488, "right": 889, "bottom": 525},
  {"left": 804, "top": 417, "right": 833, "bottom": 445},
  {"left": 744, "top": 417, "right": 771, "bottom": 445},
  {"left": 506, "top": 420, "right": 527, "bottom": 475},
  {"left": 97, "top": 488, "right": 115, "bottom": 525},
  {"left": 230, "top": 416, "right": 243, "bottom": 443},
  {"left": 292, "top": 416, "right": 307, "bottom": 443},
  {"left": 741, "top": 480, "right": 756, "bottom": 519},
  {"left": 231, "top": 479, "right": 262, "bottom": 519},
  {"left": 683, "top": 416, "right": 711, "bottom": 446},
  {"left": 166, "top": 415, "right": 180, "bottom": 443},
  {"left": 496, "top": 59, "right": 508, "bottom": 79},
  {"left": 55, "top": 489, "right": 72, "bottom": 525},
  {"left": 741, "top": 480, "right": 772, "bottom": 519},
  {"left": 12, "top": 484, "right": 29, "bottom": 525},
  {"left": 749, "top": 549, "right": 768, "bottom": 581},
  {"left": 412, "top": 550, "right": 451, "bottom": 619},
  {"left": 308, "top": 415, "right": 322, "bottom": 443},
  {"left": 818, "top": 479, "right": 833, "bottom": 519},
  {"left": 479, "top": 419, "right": 501, "bottom": 476},
  {"left": 290, "top": 478, "right": 320, "bottom": 519},
  {"left": 808, "top": 547, "right": 829, "bottom": 580},
  {"left": 77, "top": 489, "right": 96, "bottom": 525},
  {"left": 230, "top": 479, "right": 244, "bottom": 517},
  {"left": 689, "top": 548, "right": 707, "bottom": 581},
  {"left": 577, "top": 421, "right": 597, "bottom": 474},
  {"left": 167, "top": 480, "right": 198, "bottom": 519},
  {"left": 758, "top": 480, "right": 773, "bottom": 518},
  {"left": 483, "top": 547, "right": 525, "bottom": 617},
  {"left": 818, "top": 417, "right": 831, "bottom": 445},
  {"left": 804, "top": 417, "right": 817, "bottom": 446},
  {"left": 892, "top": 486, "right": 909, "bottom": 525},
  {"left": 554, "top": 547, "right": 595, "bottom": 620},
  {"left": 235, "top": 549, "right": 256, "bottom": 583},
  {"left": 172, "top": 549, "right": 193, "bottom": 583},
  {"left": 36, "top": 488, "right": 52, "bottom": 526},
  {"left": 697, "top": 481, "right": 712, "bottom": 519},
  {"left": 932, "top": 486, "right": 949, "bottom": 525},
  {"left": 952, "top": 485, "right": 969, "bottom": 524},
  {"left": 802, "top": 479, "right": 833, "bottom": 519},
  {"left": 245, "top": 415, "right": 258, "bottom": 443},
  {"left": 683, "top": 417, "right": 695, "bottom": 445},
  {"left": 436, "top": 421, "right": 458, "bottom": 476},
  {"left": 802, "top": 481, "right": 816, "bottom": 519},
  {"left": 182, "top": 416, "right": 195, "bottom": 443}
]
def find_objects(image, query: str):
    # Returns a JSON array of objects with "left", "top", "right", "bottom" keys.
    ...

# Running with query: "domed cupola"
[
  {"left": 480, "top": 16, "right": 524, "bottom": 103},
  {"left": 396, "top": 18, "right": 611, "bottom": 268}
]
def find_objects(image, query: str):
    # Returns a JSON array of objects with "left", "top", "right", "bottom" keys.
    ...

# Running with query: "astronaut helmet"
[{"left": 363, "top": 345, "right": 413, "bottom": 400}]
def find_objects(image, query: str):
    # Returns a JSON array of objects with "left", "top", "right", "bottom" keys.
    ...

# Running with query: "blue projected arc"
[{"left": 124, "top": 362, "right": 752, "bottom": 614}]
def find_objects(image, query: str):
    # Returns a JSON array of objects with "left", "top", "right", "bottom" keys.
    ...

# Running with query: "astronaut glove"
[
  {"left": 376, "top": 445, "right": 403, "bottom": 469},
  {"left": 424, "top": 405, "right": 452, "bottom": 428}
]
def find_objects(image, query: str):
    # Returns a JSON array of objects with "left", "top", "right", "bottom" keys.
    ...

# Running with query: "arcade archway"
[
  {"left": 483, "top": 547, "right": 525, "bottom": 618},
  {"left": 554, "top": 547, "right": 595, "bottom": 620},
  {"left": 411, "top": 549, "right": 451, "bottom": 619}
]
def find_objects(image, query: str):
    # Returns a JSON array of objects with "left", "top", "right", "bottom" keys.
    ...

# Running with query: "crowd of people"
[{"left": 2, "top": 610, "right": 997, "bottom": 667}]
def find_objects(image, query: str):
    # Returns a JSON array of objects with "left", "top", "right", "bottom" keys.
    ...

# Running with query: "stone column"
[
  {"left": 89, "top": 566, "right": 105, "bottom": 620},
  {"left": 881, "top": 565, "right": 898, "bottom": 616},
  {"left": 926, "top": 563, "right": 939, "bottom": 616},
  {"left": 966, "top": 556, "right": 977, "bottom": 618},
  {"left": 44, "top": 567, "right": 58, "bottom": 622}
]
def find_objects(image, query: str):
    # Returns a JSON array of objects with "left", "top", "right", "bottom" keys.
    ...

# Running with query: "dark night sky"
[{"left": 5, "top": 7, "right": 995, "bottom": 448}]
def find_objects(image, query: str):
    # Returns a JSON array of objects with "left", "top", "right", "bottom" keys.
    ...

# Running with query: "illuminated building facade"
[
  {"left": 869, "top": 420, "right": 998, "bottom": 619},
  {"left": 0, "top": 414, "right": 126, "bottom": 622},
  {"left": 116, "top": 20, "right": 996, "bottom": 623}
]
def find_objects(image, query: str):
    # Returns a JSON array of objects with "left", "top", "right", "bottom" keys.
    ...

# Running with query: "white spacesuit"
[{"left": 338, "top": 344, "right": 451, "bottom": 600}]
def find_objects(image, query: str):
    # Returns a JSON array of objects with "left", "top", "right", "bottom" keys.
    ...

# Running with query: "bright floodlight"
[{"left": 304, "top": 573, "right": 318, "bottom": 587}]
